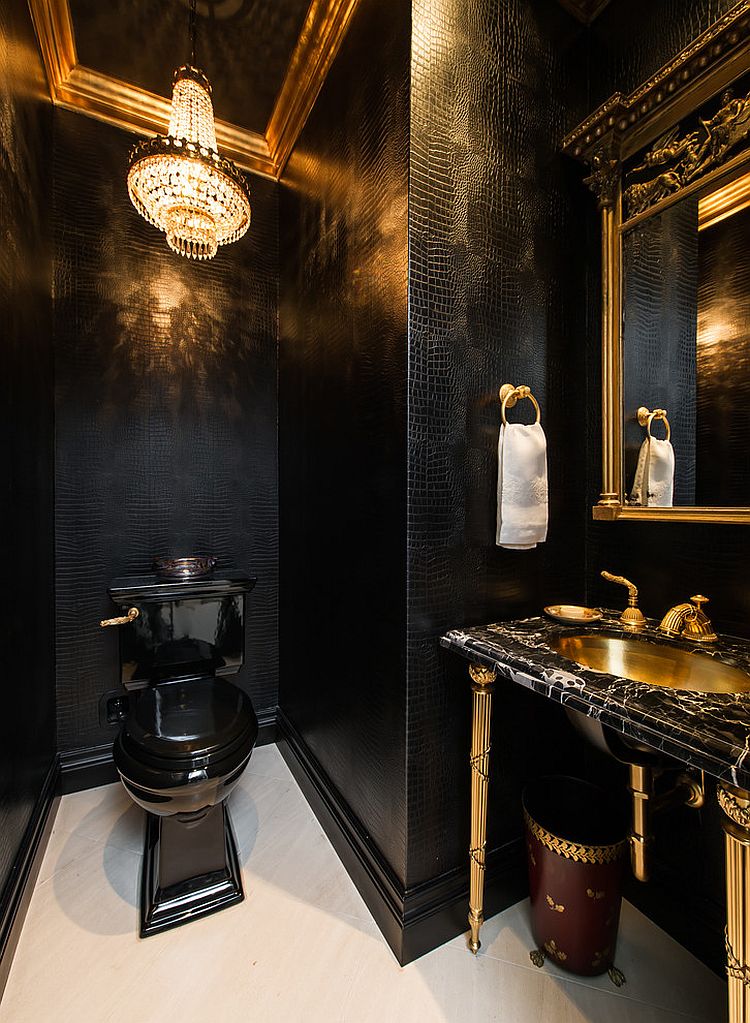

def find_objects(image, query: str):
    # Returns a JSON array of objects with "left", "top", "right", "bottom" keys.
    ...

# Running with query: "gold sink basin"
[{"left": 549, "top": 633, "right": 750, "bottom": 695}]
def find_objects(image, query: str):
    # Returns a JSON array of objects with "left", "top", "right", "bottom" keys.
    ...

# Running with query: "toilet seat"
[{"left": 114, "top": 676, "right": 257, "bottom": 794}]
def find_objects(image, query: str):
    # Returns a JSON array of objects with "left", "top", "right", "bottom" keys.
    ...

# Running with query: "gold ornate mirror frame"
[{"left": 563, "top": 1, "right": 750, "bottom": 524}]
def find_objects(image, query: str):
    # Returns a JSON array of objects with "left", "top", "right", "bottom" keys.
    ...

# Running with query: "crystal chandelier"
[{"left": 127, "top": 0, "right": 251, "bottom": 261}]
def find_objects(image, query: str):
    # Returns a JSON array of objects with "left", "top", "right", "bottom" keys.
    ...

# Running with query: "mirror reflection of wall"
[
  {"left": 623, "top": 199, "right": 697, "bottom": 507},
  {"left": 696, "top": 194, "right": 750, "bottom": 506},
  {"left": 622, "top": 170, "right": 750, "bottom": 508}
]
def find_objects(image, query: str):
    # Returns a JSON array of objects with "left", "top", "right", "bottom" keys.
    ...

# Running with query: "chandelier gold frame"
[{"left": 26, "top": 0, "right": 361, "bottom": 179}]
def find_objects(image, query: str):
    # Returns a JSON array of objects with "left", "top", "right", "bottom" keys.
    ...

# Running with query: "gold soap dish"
[{"left": 544, "top": 605, "right": 603, "bottom": 625}]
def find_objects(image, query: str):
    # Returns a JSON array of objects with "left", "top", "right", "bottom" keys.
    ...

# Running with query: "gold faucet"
[
  {"left": 601, "top": 571, "right": 646, "bottom": 631},
  {"left": 658, "top": 595, "right": 717, "bottom": 644}
]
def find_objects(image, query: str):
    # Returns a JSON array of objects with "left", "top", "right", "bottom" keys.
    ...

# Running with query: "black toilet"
[{"left": 104, "top": 566, "right": 258, "bottom": 937}]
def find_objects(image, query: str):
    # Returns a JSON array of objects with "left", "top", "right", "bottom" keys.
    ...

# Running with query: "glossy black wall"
[
  {"left": 53, "top": 111, "right": 279, "bottom": 754},
  {"left": 406, "top": 0, "right": 590, "bottom": 888},
  {"left": 278, "top": 0, "right": 410, "bottom": 884},
  {"left": 279, "top": 0, "right": 591, "bottom": 929},
  {"left": 583, "top": 0, "right": 748, "bottom": 973},
  {"left": 0, "top": 0, "right": 55, "bottom": 911}
]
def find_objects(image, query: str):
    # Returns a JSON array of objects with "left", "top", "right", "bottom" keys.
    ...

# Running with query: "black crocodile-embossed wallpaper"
[
  {"left": 622, "top": 202, "right": 698, "bottom": 505},
  {"left": 279, "top": 0, "right": 596, "bottom": 910},
  {"left": 0, "top": 0, "right": 55, "bottom": 895},
  {"left": 53, "top": 110, "right": 279, "bottom": 753},
  {"left": 406, "top": 0, "right": 590, "bottom": 888},
  {"left": 278, "top": 0, "right": 410, "bottom": 884}
]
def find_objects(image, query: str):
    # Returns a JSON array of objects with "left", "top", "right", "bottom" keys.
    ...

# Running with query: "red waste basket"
[{"left": 523, "top": 775, "right": 627, "bottom": 980}]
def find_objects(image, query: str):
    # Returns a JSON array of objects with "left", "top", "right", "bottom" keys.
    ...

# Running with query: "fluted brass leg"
[
  {"left": 718, "top": 783, "right": 750, "bottom": 1023},
  {"left": 467, "top": 663, "right": 496, "bottom": 955}
]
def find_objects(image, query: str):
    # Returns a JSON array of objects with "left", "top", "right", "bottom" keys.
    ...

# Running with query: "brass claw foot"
[
  {"left": 529, "top": 947, "right": 546, "bottom": 968},
  {"left": 608, "top": 965, "right": 626, "bottom": 987}
]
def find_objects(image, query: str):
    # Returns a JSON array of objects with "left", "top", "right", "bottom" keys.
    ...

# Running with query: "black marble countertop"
[{"left": 441, "top": 612, "right": 750, "bottom": 789}]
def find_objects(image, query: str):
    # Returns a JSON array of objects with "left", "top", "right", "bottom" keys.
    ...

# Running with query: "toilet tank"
[{"left": 107, "top": 570, "right": 256, "bottom": 689}]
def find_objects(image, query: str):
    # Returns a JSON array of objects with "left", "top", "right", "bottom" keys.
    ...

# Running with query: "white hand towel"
[
  {"left": 629, "top": 437, "right": 675, "bottom": 507},
  {"left": 496, "top": 422, "right": 548, "bottom": 550}
]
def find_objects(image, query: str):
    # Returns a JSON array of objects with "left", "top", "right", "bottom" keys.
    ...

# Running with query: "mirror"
[
  {"left": 622, "top": 169, "right": 750, "bottom": 508},
  {"left": 563, "top": 8, "right": 750, "bottom": 523}
]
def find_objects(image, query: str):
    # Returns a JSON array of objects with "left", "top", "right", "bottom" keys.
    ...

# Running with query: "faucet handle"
[
  {"left": 683, "top": 595, "right": 717, "bottom": 643},
  {"left": 601, "top": 571, "right": 638, "bottom": 602},
  {"left": 601, "top": 571, "right": 647, "bottom": 631}
]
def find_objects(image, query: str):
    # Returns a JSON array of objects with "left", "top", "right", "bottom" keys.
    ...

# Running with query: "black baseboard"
[
  {"left": 276, "top": 707, "right": 526, "bottom": 965},
  {"left": 59, "top": 743, "right": 118, "bottom": 794},
  {"left": 256, "top": 707, "right": 278, "bottom": 747},
  {"left": 0, "top": 759, "right": 60, "bottom": 1000},
  {"left": 59, "top": 706, "right": 279, "bottom": 795},
  {"left": 400, "top": 841, "right": 526, "bottom": 965}
]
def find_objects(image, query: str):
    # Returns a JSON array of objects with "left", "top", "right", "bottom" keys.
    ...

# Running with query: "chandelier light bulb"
[{"left": 127, "top": 65, "right": 252, "bottom": 261}]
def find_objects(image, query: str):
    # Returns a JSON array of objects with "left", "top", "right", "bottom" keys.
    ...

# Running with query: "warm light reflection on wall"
[
  {"left": 112, "top": 260, "right": 231, "bottom": 380},
  {"left": 696, "top": 202, "right": 749, "bottom": 367},
  {"left": 695, "top": 197, "right": 750, "bottom": 505},
  {"left": 0, "top": 20, "right": 49, "bottom": 102},
  {"left": 284, "top": 143, "right": 408, "bottom": 320}
]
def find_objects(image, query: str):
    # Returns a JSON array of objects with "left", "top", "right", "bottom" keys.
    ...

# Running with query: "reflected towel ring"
[
  {"left": 637, "top": 405, "right": 671, "bottom": 442},
  {"left": 499, "top": 383, "right": 541, "bottom": 426}
]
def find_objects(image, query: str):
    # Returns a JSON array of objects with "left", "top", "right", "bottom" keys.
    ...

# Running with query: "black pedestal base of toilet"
[{"left": 140, "top": 803, "right": 244, "bottom": 938}]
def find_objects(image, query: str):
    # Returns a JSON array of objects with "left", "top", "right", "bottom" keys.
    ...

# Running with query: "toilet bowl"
[
  {"left": 104, "top": 568, "right": 258, "bottom": 937},
  {"left": 115, "top": 676, "right": 257, "bottom": 817}
]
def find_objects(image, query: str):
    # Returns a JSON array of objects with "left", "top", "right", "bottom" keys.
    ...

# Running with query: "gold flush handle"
[{"left": 100, "top": 607, "right": 140, "bottom": 628}]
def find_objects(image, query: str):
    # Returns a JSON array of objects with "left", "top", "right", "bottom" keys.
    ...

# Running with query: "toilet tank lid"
[{"left": 108, "top": 569, "right": 256, "bottom": 604}]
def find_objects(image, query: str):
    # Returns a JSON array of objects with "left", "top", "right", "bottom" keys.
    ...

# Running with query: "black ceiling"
[
  {"left": 69, "top": 0, "right": 311, "bottom": 132},
  {"left": 556, "top": 0, "right": 613, "bottom": 24}
]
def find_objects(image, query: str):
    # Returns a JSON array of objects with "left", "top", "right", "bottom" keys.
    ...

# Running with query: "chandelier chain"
[{"left": 189, "top": 0, "right": 197, "bottom": 66}]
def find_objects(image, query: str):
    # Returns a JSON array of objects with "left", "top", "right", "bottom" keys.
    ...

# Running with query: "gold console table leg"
[
  {"left": 467, "top": 663, "right": 496, "bottom": 954},
  {"left": 718, "top": 783, "right": 750, "bottom": 1022}
]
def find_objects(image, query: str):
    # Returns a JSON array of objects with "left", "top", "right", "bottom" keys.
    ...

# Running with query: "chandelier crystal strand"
[{"left": 127, "top": 63, "right": 251, "bottom": 261}]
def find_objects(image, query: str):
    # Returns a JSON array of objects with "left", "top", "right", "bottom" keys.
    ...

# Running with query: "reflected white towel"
[
  {"left": 496, "top": 422, "right": 548, "bottom": 550},
  {"left": 630, "top": 437, "right": 675, "bottom": 507}
]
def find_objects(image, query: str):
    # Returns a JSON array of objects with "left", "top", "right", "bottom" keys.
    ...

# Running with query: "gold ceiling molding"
[
  {"left": 26, "top": 0, "right": 361, "bottom": 180},
  {"left": 266, "top": 0, "right": 360, "bottom": 174}
]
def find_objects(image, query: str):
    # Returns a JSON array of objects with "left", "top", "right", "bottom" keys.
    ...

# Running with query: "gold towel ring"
[
  {"left": 499, "top": 384, "right": 541, "bottom": 426},
  {"left": 637, "top": 405, "right": 671, "bottom": 443}
]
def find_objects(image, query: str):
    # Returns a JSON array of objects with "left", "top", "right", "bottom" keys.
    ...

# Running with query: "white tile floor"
[{"left": 0, "top": 744, "right": 728, "bottom": 1023}]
